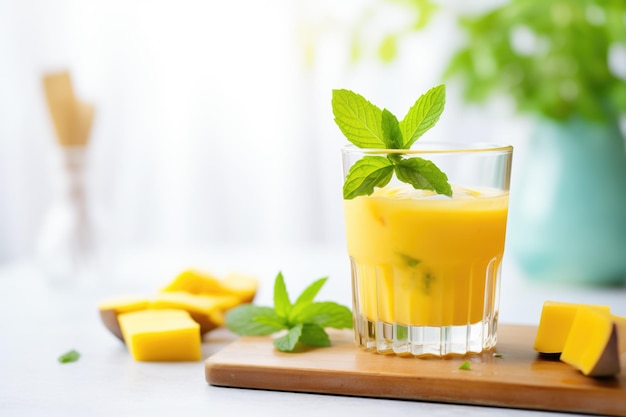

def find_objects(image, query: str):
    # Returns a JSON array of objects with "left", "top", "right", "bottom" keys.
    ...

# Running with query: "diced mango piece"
[
  {"left": 560, "top": 307, "right": 625, "bottom": 377},
  {"left": 533, "top": 301, "right": 610, "bottom": 354},
  {"left": 98, "top": 296, "right": 152, "bottom": 340},
  {"left": 118, "top": 309, "right": 201, "bottom": 362},
  {"left": 220, "top": 273, "right": 259, "bottom": 303},
  {"left": 160, "top": 269, "right": 258, "bottom": 303},
  {"left": 101, "top": 269, "right": 260, "bottom": 349},
  {"left": 151, "top": 291, "right": 240, "bottom": 334},
  {"left": 160, "top": 269, "right": 223, "bottom": 294}
]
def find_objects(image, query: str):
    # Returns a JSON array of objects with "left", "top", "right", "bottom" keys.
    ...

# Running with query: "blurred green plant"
[
  {"left": 347, "top": 1, "right": 626, "bottom": 122},
  {"left": 349, "top": 0, "right": 438, "bottom": 63},
  {"left": 444, "top": 1, "right": 626, "bottom": 122}
]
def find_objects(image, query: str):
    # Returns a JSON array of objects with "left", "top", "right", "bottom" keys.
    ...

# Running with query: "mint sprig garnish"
[
  {"left": 342, "top": 157, "right": 394, "bottom": 200},
  {"left": 333, "top": 84, "right": 452, "bottom": 199},
  {"left": 225, "top": 272, "right": 352, "bottom": 352}
]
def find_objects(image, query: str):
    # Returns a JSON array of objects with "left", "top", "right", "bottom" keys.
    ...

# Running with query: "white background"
[{"left": 0, "top": 0, "right": 534, "bottom": 272}]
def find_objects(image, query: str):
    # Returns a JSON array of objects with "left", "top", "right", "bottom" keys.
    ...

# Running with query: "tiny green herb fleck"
[
  {"left": 459, "top": 360, "right": 471, "bottom": 370},
  {"left": 226, "top": 272, "right": 352, "bottom": 353},
  {"left": 333, "top": 85, "right": 452, "bottom": 199},
  {"left": 58, "top": 349, "right": 80, "bottom": 364},
  {"left": 395, "top": 325, "right": 409, "bottom": 340},
  {"left": 423, "top": 272, "right": 435, "bottom": 294},
  {"left": 493, "top": 353, "right": 503, "bottom": 358},
  {"left": 396, "top": 252, "right": 421, "bottom": 268}
]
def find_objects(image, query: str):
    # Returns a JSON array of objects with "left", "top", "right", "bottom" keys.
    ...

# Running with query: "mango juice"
[{"left": 344, "top": 185, "right": 508, "bottom": 328}]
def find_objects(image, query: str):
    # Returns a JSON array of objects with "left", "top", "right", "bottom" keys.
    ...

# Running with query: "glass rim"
[{"left": 341, "top": 142, "right": 513, "bottom": 155}]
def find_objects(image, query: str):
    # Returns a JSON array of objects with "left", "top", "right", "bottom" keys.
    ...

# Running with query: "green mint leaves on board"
[
  {"left": 225, "top": 272, "right": 352, "bottom": 352},
  {"left": 58, "top": 349, "right": 80, "bottom": 364},
  {"left": 332, "top": 84, "right": 452, "bottom": 199}
]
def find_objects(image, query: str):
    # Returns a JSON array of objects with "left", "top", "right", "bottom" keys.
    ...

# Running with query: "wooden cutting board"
[{"left": 205, "top": 324, "right": 626, "bottom": 416}]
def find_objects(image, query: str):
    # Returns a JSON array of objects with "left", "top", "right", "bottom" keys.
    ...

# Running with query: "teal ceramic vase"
[{"left": 508, "top": 117, "right": 626, "bottom": 286}]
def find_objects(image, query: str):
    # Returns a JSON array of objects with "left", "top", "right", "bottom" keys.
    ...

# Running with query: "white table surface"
[{"left": 1, "top": 243, "right": 625, "bottom": 417}]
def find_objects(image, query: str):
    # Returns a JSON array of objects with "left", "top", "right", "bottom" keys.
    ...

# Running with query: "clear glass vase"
[{"left": 36, "top": 146, "right": 104, "bottom": 287}]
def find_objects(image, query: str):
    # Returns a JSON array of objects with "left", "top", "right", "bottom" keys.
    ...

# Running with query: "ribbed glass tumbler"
[{"left": 342, "top": 143, "right": 513, "bottom": 357}]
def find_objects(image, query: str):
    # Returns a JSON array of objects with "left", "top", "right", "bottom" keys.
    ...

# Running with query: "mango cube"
[
  {"left": 160, "top": 269, "right": 223, "bottom": 294},
  {"left": 151, "top": 291, "right": 240, "bottom": 334},
  {"left": 98, "top": 296, "right": 152, "bottom": 340},
  {"left": 219, "top": 273, "right": 259, "bottom": 303},
  {"left": 160, "top": 269, "right": 258, "bottom": 303},
  {"left": 560, "top": 307, "right": 625, "bottom": 377},
  {"left": 118, "top": 309, "right": 201, "bottom": 362},
  {"left": 533, "top": 301, "right": 610, "bottom": 354}
]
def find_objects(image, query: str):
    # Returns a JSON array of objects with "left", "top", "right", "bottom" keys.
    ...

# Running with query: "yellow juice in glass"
[{"left": 344, "top": 184, "right": 509, "bottom": 356}]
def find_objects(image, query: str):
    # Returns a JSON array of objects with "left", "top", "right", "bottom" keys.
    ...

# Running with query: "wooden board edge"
[{"left": 205, "top": 358, "right": 626, "bottom": 417}]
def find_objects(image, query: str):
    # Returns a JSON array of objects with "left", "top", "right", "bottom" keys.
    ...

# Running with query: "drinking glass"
[{"left": 342, "top": 143, "right": 513, "bottom": 356}]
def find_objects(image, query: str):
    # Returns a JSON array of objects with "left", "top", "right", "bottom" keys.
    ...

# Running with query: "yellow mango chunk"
[
  {"left": 151, "top": 291, "right": 240, "bottom": 334},
  {"left": 219, "top": 273, "right": 259, "bottom": 303},
  {"left": 533, "top": 301, "right": 610, "bottom": 354},
  {"left": 118, "top": 309, "right": 201, "bottom": 362},
  {"left": 98, "top": 296, "right": 152, "bottom": 341},
  {"left": 160, "top": 269, "right": 223, "bottom": 294},
  {"left": 560, "top": 307, "right": 626, "bottom": 377},
  {"left": 160, "top": 269, "right": 258, "bottom": 303}
]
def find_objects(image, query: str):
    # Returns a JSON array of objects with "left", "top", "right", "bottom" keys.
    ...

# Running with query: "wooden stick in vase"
[{"left": 43, "top": 71, "right": 93, "bottom": 147}]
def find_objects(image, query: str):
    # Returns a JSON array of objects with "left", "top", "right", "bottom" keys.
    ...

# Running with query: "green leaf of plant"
[
  {"left": 273, "top": 324, "right": 303, "bottom": 352},
  {"left": 399, "top": 84, "right": 446, "bottom": 148},
  {"left": 58, "top": 349, "right": 80, "bottom": 364},
  {"left": 289, "top": 277, "right": 328, "bottom": 322},
  {"left": 378, "top": 34, "right": 398, "bottom": 63},
  {"left": 294, "top": 302, "right": 353, "bottom": 329},
  {"left": 343, "top": 156, "right": 394, "bottom": 200},
  {"left": 395, "top": 157, "right": 452, "bottom": 197},
  {"left": 332, "top": 89, "right": 386, "bottom": 148},
  {"left": 381, "top": 108, "right": 403, "bottom": 149},
  {"left": 411, "top": 0, "right": 438, "bottom": 30},
  {"left": 253, "top": 314, "right": 288, "bottom": 331},
  {"left": 273, "top": 271, "right": 291, "bottom": 320},
  {"left": 293, "top": 277, "right": 327, "bottom": 306},
  {"left": 299, "top": 323, "right": 331, "bottom": 347},
  {"left": 225, "top": 305, "right": 285, "bottom": 336}
]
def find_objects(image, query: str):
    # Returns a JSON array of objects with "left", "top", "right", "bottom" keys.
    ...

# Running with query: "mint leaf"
[
  {"left": 381, "top": 109, "right": 403, "bottom": 149},
  {"left": 333, "top": 85, "right": 452, "bottom": 198},
  {"left": 459, "top": 360, "right": 471, "bottom": 370},
  {"left": 399, "top": 84, "right": 446, "bottom": 148},
  {"left": 299, "top": 323, "right": 331, "bottom": 347},
  {"left": 226, "top": 273, "right": 352, "bottom": 352},
  {"left": 293, "top": 277, "right": 327, "bottom": 306},
  {"left": 58, "top": 349, "right": 80, "bottom": 364},
  {"left": 253, "top": 314, "right": 288, "bottom": 330},
  {"left": 295, "top": 302, "right": 353, "bottom": 329},
  {"left": 395, "top": 157, "right": 452, "bottom": 197},
  {"left": 332, "top": 89, "right": 386, "bottom": 148},
  {"left": 273, "top": 272, "right": 291, "bottom": 319},
  {"left": 289, "top": 277, "right": 328, "bottom": 323},
  {"left": 343, "top": 156, "right": 394, "bottom": 199},
  {"left": 273, "top": 324, "right": 303, "bottom": 352},
  {"left": 225, "top": 305, "right": 284, "bottom": 336}
]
